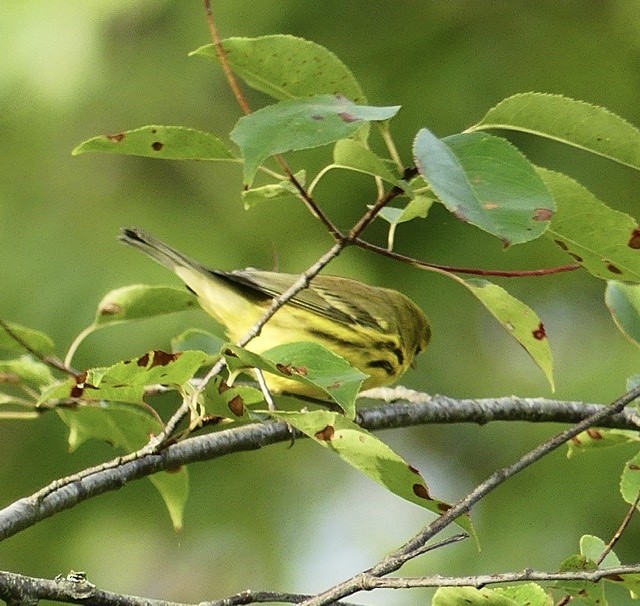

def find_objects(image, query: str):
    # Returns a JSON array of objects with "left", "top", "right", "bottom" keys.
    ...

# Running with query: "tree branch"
[{"left": 1, "top": 392, "right": 639, "bottom": 543}]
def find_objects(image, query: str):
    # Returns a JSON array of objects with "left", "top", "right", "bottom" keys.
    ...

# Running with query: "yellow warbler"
[{"left": 119, "top": 228, "right": 430, "bottom": 396}]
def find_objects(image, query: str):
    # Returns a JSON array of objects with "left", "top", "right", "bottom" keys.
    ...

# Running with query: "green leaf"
[
  {"left": 57, "top": 402, "right": 188, "bottom": 530},
  {"left": 333, "top": 139, "right": 401, "bottom": 184},
  {"left": 202, "top": 375, "right": 264, "bottom": 423},
  {"left": 72, "top": 125, "right": 236, "bottom": 161},
  {"left": 95, "top": 285, "right": 198, "bottom": 326},
  {"left": 0, "top": 356, "right": 55, "bottom": 387},
  {"left": 473, "top": 93, "right": 640, "bottom": 171},
  {"left": 191, "top": 35, "right": 366, "bottom": 103},
  {"left": 413, "top": 129, "right": 554, "bottom": 245},
  {"left": 0, "top": 321, "right": 55, "bottom": 355},
  {"left": 605, "top": 281, "right": 640, "bottom": 346},
  {"left": 557, "top": 553, "right": 604, "bottom": 606},
  {"left": 230, "top": 95, "right": 400, "bottom": 185},
  {"left": 494, "top": 584, "right": 552, "bottom": 606},
  {"left": 539, "top": 168, "right": 640, "bottom": 281},
  {"left": 241, "top": 171, "right": 306, "bottom": 209},
  {"left": 46, "top": 350, "right": 208, "bottom": 406},
  {"left": 463, "top": 279, "right": 554, "bottom": 390},
  {"left": 149, "top": 469, "right": 189, "bottom": 531},
  {"left": 171, "top": 328, "right": 224, "bottom": 357},
  {"left": 57, "top": 401, "right": 162, "bottom": 451},
  {"left": 620, "top": 451, "right": 640, "bottom": 508},
  {"left": 580, "top": 535, "right": 620, "bottom": 568},
  {"left": 433, "top": 587, "right": 517, "bottom": 606},
  {"left": 374, "top": 195, "right": 434, "bottom": 250},
  {"left": 271, "top": 410, "right": 473, "bottom": 534},
  {"left": 567, "top": 428, "right": 640, "bottom": 458},
  {"left": 224, "top": 342, "right": 366, "bottom": 418}
]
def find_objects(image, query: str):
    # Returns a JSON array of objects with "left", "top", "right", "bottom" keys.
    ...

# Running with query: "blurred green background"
[{"left": 2, "top": 1, "right": 640, "bottom": 604}]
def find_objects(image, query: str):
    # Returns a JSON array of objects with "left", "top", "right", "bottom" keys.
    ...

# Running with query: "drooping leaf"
[
  {"left": 605, "top": 281, "right": 640, "bottom": 346},
  {"left": 57, "top": 402, "right": 188, "bottom": 530},
  {"left": 72, "top": 125, "right": 236, "bottom": 161},
  {"left": 231, "top": 95, "right": 400, "bottom": 185},
  {"left": 473, "top": 93, "right": 640, "bottom": 171},
  {"left": 0, "top": 321, "right": 55, "bottom": 355},
  {"left": 413, "top": 129, "right": 554, "bottom": 245},
  {"left": 191, "top": 35, "right": 366, "bottom": 103},
  {"left": 463, "top": 278, "right": 554, "bottom": 390},
  {"left": 270, "top": 409, "right": 473, "bottom": 534},
  {"left": 433, "top": 586, "right": 516, "bottom": 605},
  {"left": 223, "top": 342, "right": 366, "bottom": 418},
  {"left": 149, "top": 470, "right": 189, "bottom": 531},
  {"left": 95, "top": 285, "right": 198, "bottom": 326},
  {"left": 620, "top": 451, "right": 640, "bottom": 508},
  {"left": 0, "top": 356, "right": 55, "bottom": 387},
  {"left": 539, "top": 168, "right": 640, "bottom": 282}
]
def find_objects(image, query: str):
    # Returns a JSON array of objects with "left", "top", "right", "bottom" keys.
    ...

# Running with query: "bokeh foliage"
[{"left": 2, "top": 2, "right": 640, "bottom": 604}]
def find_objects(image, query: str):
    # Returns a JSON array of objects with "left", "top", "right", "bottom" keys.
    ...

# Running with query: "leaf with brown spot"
[
  {"left": 567, "top": 427, "right": 640, "bottom": 458},
  {"left": 462, "top": 279, "right": 554, "bottom": 390},
  {"left": 268, "top": 410, "right": 474, "bottom": 537},
  {"left": 540, "top": 168, "right": 640, "bottom": 282},
  {"left": 314, "top": 425, "right": 335, "bottom": 441},
  {"left": 73, "top": 125, "right": 236, "bottom": 161},
  {"left": 532, "top": 322, "right": 546, "bottom": 340},
  {"left": 95, "top": 285, "right": 197, "bottom": 326},
  {"left": 227, "top": 394, "right": 245, "bottom": 417},
  {"left": 41, "top": 350, "right": 208, "bottom": 407},
  {"left": 629, "top": 228, "right": 640, "bottom": 249},
  {"left": 230, "top": 94, "right": 399, "bottom": 185},
  {"left": 224, "top": 342, "right": 366, "bottom": 418},
  {"left": 202, "top": 375, "right": 264, "bottom": 424},
  {"left": 414, "top": 129, "right": 555, "bottom": 245}
]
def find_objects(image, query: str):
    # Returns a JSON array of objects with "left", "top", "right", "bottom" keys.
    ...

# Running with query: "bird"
[{"left": 119, "top": 227, "right": 431, "bottom": 397}]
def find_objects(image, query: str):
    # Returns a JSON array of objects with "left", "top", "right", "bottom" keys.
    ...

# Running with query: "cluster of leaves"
[{"left": 4, "top": 34, "right": 640, "bottom": 603}]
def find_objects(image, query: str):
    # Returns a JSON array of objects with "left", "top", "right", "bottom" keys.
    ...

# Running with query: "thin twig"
[
  {"left": 298, "top": 385, "right": 640, "bottom": 606},
  {"left": 599, "top": 489, "right": 640, "bottom": 566},
  {"left": 354, "top": 237, "right": 581, "bottom": 278},
  {"left": 203, "top": 0, "right": 251, "bottom": 116}
]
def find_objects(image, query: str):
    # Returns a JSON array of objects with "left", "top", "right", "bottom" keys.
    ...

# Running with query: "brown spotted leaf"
[
  {"left": 269, "top": 410, "right": 473, "bottom": 535},
  {"left": 413, "top": 129, "right": 554, "bottom": 245},
  {"left": 223, "top": 342, "right": 366, "bottom": 418},
  {"left": 95, "top": 285, "right": 198, "bottom": 326},
  {"left": 539, "top": 168, "right": 640, "bottom": 282},
  {"left": 463, "top": 279, "right": 554, "bottom": 390},
  {"left": 567, "top": 428, "right": 640, "bottom": 458},
  {"left": 72, "top": 125, "right": 236, "bottom": 161},
  {"left": 202, "top": 375, "right": 264, "bottom": 424},
  {"left": 192, "top": 35, "right": 366, "bottom": 104},
  {"left": 41, "top": 350, "right": 208, "bottom": 406},
  {"left": 230, "top": 95, "right": 400, "bottom": 185}
]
